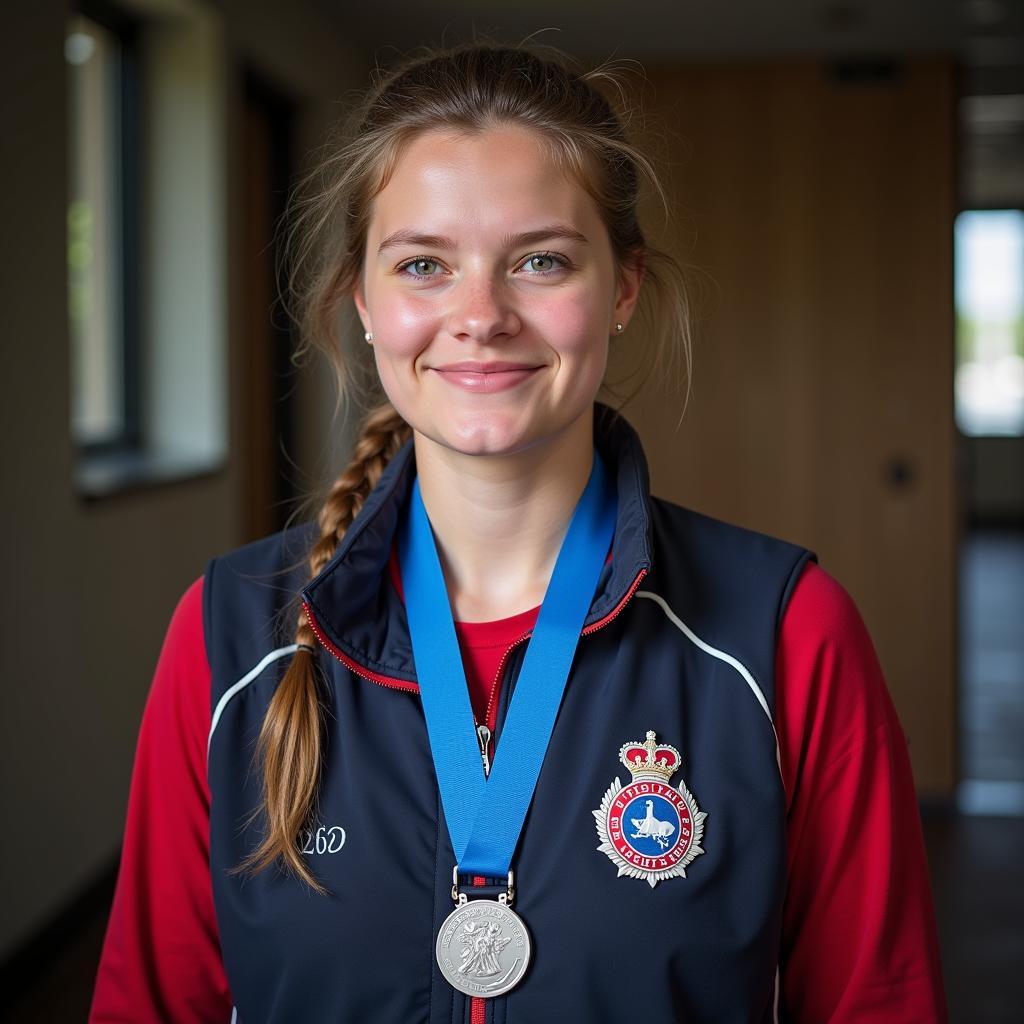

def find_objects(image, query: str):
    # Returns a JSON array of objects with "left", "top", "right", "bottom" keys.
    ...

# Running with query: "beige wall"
[
  {"left": 0, "top": 0, "right": 366, "bottom": 962},
  {"left": 623, "top": 58, "right": 957, "bottom": 795}
]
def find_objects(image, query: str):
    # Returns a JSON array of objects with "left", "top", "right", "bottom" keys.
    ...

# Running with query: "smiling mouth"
[{"left": 431, "top": 365, "right": 543, "bottom": 394}]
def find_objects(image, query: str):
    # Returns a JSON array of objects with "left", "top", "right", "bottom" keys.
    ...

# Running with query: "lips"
[
  {"left": 431, "top": 362, "right": 544, "bottom": 394},
  {"left": 434, "top": 361, "right": 542, "bottom": 373}
]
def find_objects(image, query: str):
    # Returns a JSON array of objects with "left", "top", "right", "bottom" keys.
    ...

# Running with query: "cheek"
[
  {"left": 370, "top": 346, "right": 418, "bottom": 427},
  {"left": 372, "top": 292, "right": 440, "bottom": 358},
  {"left": 534, "top": 289, "right": 606, "bottom": 358}
]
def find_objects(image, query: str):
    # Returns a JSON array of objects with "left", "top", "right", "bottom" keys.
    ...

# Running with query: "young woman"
[{"left": 90, "top": 42, "right": 948, "bottom": 1023}]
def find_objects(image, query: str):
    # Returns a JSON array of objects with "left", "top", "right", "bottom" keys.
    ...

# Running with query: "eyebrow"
[{"left": 376, "top": 223, "right": 590, "bottom": 255}]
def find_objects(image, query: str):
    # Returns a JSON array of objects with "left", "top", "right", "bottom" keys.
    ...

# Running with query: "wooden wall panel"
[{"left": 620, "top": 58, "right": 957, "bottom": 795}]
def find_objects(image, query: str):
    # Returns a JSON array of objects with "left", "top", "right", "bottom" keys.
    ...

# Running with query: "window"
[
  {"left": 66, "top": 6, "right": 141, "bottom": 453},
  {"left": 954, "top": 209, "right": 1024, "bottom": 437},
  {"left": 65, "top": 0, "right": 228, "bottom": 498}
]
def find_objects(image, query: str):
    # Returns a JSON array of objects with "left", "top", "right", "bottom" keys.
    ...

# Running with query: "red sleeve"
[
  {"left": 89, "top": 575, "right": 233, "bottom": 1023},
  {"left": 775, "top": 562, "right": 948, "bottom": 1022}
]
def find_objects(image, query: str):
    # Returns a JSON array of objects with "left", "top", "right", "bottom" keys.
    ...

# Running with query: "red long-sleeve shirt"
[{"left": 89, "top": 559, "right": 948, "bottom": 1022}]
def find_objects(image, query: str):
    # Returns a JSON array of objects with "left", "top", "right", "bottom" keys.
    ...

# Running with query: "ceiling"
[
  {"left": 321, "top": 0, "right": 964, "bottom": 61},
  {"left": 312, "top": 0, "right": 1024, "bottom": 207}
]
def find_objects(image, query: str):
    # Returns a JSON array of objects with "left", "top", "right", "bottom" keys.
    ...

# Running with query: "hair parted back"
[{"left": 231, "top": 36, "right": 694, "bottom": 895}]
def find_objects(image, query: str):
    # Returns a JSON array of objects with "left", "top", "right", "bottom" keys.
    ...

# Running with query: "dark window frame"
[{"left": 70, "top": 0, "right": 143, "bottom": 457}]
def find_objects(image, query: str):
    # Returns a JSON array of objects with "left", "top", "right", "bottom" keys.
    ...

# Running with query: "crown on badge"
[{"left": 618, "top": 731, "right": 682, "bottom": 783}]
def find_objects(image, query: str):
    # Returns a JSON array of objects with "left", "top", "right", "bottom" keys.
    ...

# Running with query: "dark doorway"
[{"left": 241, "top": 66, "right": 300, "bottom": 539}]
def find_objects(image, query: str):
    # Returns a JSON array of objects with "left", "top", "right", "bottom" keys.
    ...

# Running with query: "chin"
[
  {"left": 407, "top": 399, "right": 557, "bottom": 456},
  {"left": 421, "top": 405, "right": 550, "bottom": 457},
  {"left": 440, "top": 401, "right": 597, "bottom": 460}
]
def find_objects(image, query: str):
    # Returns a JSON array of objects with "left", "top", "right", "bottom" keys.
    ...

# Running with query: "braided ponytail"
[{"left": 229, "top": 402, "right": 411, "bottom": 894}]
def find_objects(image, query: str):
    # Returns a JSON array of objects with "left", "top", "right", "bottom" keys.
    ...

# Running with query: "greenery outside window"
[
  {"left": 955, "top": 209, "right": 1024, "bottom": 437},
  {"left": 66, "top": 5, "right": 141, "bottom": 456}
]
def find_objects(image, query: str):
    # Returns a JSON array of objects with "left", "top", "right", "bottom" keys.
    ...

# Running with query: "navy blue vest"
[{"left": 204, "top": 404, "right": 816, "bottom": 1023}]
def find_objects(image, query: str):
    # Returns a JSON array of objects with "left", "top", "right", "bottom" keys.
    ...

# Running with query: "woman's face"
[{"left": 353, "top": 125, "right": 642, "bottom": 457}]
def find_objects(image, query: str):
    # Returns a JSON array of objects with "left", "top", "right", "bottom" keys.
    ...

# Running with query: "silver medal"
[{"left": 436, "top": 869, "right": 531, "bottom": 998}]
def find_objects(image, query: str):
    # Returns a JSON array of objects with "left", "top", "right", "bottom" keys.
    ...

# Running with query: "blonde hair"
[{"left": 231, "top": 38, "right": 694, "bottom": 894}]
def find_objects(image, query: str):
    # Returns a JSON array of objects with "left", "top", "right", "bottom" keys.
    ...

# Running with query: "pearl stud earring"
[
  {"left": 364, "top": 331, "right": 374, "bottom": 343},
  {"left": 615, "top": 322, "right": 623, "bottom": 333}
]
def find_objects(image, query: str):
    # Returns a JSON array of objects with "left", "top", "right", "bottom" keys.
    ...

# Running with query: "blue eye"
[
  {"left": 519, "top": 252, "right": 565, "bottom": 275},
  {"left": 395, "top": 251, "right": 568, "bottom": 280},
  {"left": 398, "top": 257, "right": 443, "bottom": 278}
]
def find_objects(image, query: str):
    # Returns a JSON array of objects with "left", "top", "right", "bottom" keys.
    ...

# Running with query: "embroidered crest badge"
[{"left": 593, "top": 730, "right": 707, "bottom": 888}]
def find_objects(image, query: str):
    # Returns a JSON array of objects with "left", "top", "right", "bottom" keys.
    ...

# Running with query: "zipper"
[
  {"left": 475, "top": 723, "right": 492, "bottom": 777},
  {"left": 482, "top": 631, "right": 530, "bottom": 741},
  {"left": 474, "top": 629, "right": 518, "bottom": 776},
  {"left": 470, "top": 986, "right": 487, "bottom": 1024}
]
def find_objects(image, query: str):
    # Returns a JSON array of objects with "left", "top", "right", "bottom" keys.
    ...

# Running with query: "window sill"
[{"left": 75, "top": 447, "right": 226, "bottom": 501}]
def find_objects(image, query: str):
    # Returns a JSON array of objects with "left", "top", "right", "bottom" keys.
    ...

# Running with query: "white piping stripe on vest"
[
  {"left": 207, "top": 644, "right": 305, "bottom": 759},
  {"left": 230, "top": 1007, "right": 237, "bottom": 1024},
  {"left": 635, "top": 590, "right": 781, "bottom": 771}
]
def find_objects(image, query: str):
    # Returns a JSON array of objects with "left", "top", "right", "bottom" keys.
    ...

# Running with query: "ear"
[{"left": 613, "top": 250, "right": 645, "bottom": 330}]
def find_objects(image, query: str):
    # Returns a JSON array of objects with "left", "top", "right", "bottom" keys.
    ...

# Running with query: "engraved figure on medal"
[
  {"left": 436, "top": 899, "right": 531, "bottom": 998},
  {"left": 593, "top": 730, "right": 708, "bottom": 887},
  {"left": 458, "top": 919, "right": 511, "bottom": 977}
]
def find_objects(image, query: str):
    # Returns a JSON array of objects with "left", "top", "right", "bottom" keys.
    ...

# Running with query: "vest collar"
[{"left": 300, "top": 402, "right": 654, "bottom": 682}]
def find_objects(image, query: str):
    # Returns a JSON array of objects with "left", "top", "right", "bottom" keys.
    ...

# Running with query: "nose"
[{"left": 445, "top": 269, "right": 521, "bottom": 344}]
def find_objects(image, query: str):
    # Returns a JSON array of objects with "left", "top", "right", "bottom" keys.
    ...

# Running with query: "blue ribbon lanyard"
[{"left": 397, "top": 447, "right": 616, "bottom": 878}]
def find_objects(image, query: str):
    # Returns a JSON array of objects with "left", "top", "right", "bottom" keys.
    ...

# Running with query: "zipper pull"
[{"left": 476, "top": 723, "right": 492, "bottom": 778}]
